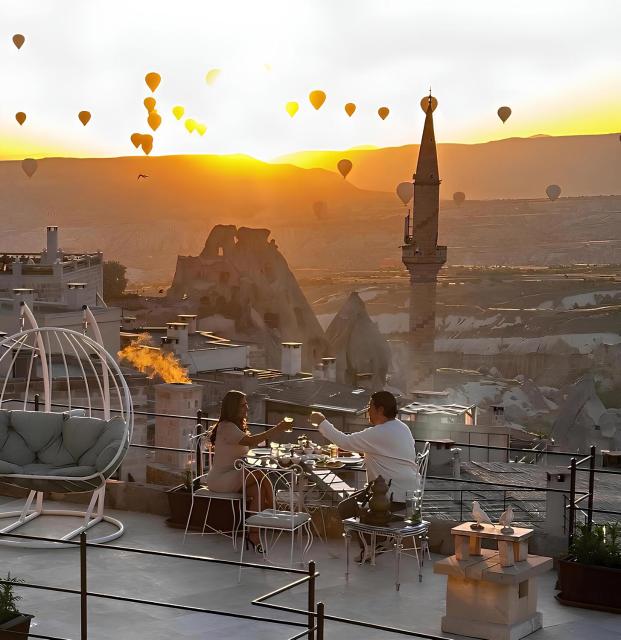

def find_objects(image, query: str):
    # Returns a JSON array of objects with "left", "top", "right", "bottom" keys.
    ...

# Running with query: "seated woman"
[{"left": 206, "top": 390, "right": 290, "bottom": 552}]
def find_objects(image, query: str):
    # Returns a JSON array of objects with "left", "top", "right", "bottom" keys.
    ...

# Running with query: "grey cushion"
[
  {"left": 48, "top": 465, "right": 97, "bottom": 477},
  {"left": 38, "top": 436, "right": 74, "bottom": 466},
  {"left": 10, "top": 410, "right": 63, "bottom": 452},
  {"left": 1, "top": 431, "right": 36, "bottom": 465},
  {"left": 79, "top": 417, "right": 126, "bottom": 467},
  {"left": 0, "top": 459, "right": 21, "bottom": 474},
  {"left": 0, "top": 411, "right": 127, "bottom": 485},
  {"left": 245, "top": 509, "right": 310, "bottom": 530},
  {"left": 0, "top": 410, "right": 9, "bottom": 447},
  {"left": 62, "top": 416, "right": 106, "bottom": 460}
]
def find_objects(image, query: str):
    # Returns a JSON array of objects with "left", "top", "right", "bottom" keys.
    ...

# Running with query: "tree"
[{"left": 103, "top": 261, "right": 128, "bottom": 300}]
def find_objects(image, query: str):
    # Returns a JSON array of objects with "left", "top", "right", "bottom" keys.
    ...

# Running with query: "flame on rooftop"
[{"left": 118, "top": 334, "right": 191, "bottom": 384}]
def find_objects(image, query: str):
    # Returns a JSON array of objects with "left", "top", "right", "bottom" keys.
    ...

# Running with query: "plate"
[
  {"left": 315, "top": 462, "right": 345, "bottom": 470},
  {"left": 249, "top": 448, "right": 270, "bottom": 456},
  {"left": 336, "top": 454, "right": 362, "bottom": 465}
]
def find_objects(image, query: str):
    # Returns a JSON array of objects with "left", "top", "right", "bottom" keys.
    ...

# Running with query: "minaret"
[{"left": 401, "top": 94, "right": 447, "bottom": 392}]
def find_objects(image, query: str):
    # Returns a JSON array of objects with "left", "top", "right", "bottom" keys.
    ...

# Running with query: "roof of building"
[
  {"left": 261, "top": 377, "right": 373, "bottom": 414},
  {"left": 400, "top": 401, "right": 475, "bottom": 416}
]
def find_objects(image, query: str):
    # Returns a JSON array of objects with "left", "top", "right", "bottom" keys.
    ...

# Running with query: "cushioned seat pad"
[{"left": 246, "top": 509, "right": 310, "bottom": 529}]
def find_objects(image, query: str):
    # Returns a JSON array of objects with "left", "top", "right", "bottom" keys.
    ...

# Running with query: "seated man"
[{"left": 310, "top": 390, "right": 419, "bottom": 533}]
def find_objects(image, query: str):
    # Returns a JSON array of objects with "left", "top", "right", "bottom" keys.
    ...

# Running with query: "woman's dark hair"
[
  {"left": 370, "top": 390, "right": 397, "bottom": 419},
  {"left": 209, "top": 390, "right": 247, "bottom": 445}
]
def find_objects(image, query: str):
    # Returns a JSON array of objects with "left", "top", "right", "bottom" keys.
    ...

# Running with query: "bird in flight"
[{"left": 137, "top": 174, "right": 149, "bottom": 181}]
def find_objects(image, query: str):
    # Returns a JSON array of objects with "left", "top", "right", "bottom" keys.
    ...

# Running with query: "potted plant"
[
  {"left": 557, "top": 522, "right": 621, "bottom": 612},
  {"left": 166, "top": 468, "right": 239, "bottom": 533},
  {"left": 0, "top": 573, "right": 33, "bottom": 639}
]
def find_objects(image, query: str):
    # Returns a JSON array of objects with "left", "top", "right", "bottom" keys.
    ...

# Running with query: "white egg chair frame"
[{"left": 0, "top": 303, "right": 133, "bottom": 547}]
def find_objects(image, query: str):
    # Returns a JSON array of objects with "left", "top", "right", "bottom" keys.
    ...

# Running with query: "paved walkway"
[{"left": 0, "top": 495, "right": 619, "bottom": 639}]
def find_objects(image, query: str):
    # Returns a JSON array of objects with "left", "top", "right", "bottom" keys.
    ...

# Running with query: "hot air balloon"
[
  {"left": 546, "top": 184, "right": 561, "bottom": 201},
  {"left": 21, "top": 158, "right": 37, "bottom": 178},
  {"left": 309, "top": 90, "right": 326, "bottom": 110},
  {"left": 141, "top": 135, "right": 153, "bottom": 156},
  {"left": 205, "top": 69, "right": 221, "bottom": 86},
  {"left": 145, "top": 72, "right": 161, "bottom": 93},
  {"left": 453, "top": 191, "right": 466, "bottom": 205},
  {"left": 172, "top": 106, "right": 184, "bottom": 120},
  {"left": 313, "top": 201, "right": 326, "bottom": 219},
  {"left": 396, "top": 182, "right": 413, "bottom": 205},
  {"left": 147, "top": 111, "right": 162, "bottom": 131},
  {"left": 337, "top": 159, "right": 352, "bottom": 179},
  {"left": 15, "top": 112, "right": 26, "bottom": 125},
  {"left": 285, "top": 102, "right": 299, "bottom": 118},
  {"left": 497, "top": 106, "right": 511, "bottom": 123},
  {"left": 144, "top": 97, "right": 156, "bottom": 113},
  {"left": 130, "top": 133, "right": 143, "bottom": 148},
  {"left": 344, "top": 103, "right": 356, "bottom": 117},
  {"left": 185, "top": 118, "right": 197, "bottom": 133},
  {"left": 420, "top": 96, "right": 438, "bottom": 113},
  {"left": 78, "top": 111, "right": 91, "bottom": 126},
  {"left": 378, "top": 107, "right": 390, "bottom": 120},
  {"left": 196, "top": 123, "right": 207, "bottom": 136},
  {"left": 12, "top": 34, "right": 25, "bottom": 50}
]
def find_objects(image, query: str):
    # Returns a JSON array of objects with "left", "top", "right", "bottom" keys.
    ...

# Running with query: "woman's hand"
[{"left": 274, "top": 419, "right": 293, "bottom": 433}]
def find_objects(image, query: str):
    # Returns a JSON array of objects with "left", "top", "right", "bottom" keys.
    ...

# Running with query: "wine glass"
[{"left": 283, "top": 416, "right": 294, "bottom": 432}]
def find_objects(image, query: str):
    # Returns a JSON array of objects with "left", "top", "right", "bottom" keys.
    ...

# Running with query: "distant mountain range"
[
  {"left": 275, "top": 133, "right": 621, "bottom": 198},
  {"left": 0, "top": 133, "right": 619, "bottom": 284}
]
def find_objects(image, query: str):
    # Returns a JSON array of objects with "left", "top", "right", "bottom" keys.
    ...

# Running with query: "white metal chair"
[
  {"left": 183, "top": 435, "right": 242, "bottom": 549},
  {"left": 0, "top": 304, "right": 133, "bottom": 547},
  {"left": 236, "top": 458, "right": 313, "bottom": 571}
]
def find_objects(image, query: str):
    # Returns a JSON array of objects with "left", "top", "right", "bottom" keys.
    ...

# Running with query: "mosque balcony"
[{"left": 401, "top": 243, "right": 447, "bottom": 265}]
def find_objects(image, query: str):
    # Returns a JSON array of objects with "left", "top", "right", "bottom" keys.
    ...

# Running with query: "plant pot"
[
  {"left": 557, "top": 557, "right": 621, "bottom": 613},
  {"left": 166, "top": 485, "right": 240, "bottom": 533},
  {"left": 0, "top": 613, "right": 33, "bottom": 639}
]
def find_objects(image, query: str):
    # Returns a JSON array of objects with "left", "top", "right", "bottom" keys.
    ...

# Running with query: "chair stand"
[
  {"left": 183, "top": 492, "right": 242, "bottom": 551},
  {"left": 0, "top": 485, "right": 124, "bottom": 548}
]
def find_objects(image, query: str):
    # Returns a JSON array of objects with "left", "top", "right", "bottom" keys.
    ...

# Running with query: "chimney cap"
[
  {"left": 47, "top": 225, "right": 59, "bottom": 231},
  {"left": 178, "top": 314, "right": 197, "bottom": 319},
  {"left": 167, "top": 322, "right": 189, "bottom": 328},
  {"left": 13, "top": 288, "right": 34, "bottom": 294},
  {"left": 67, "top": 282, "right": 87, "bottom": 289},
  {"left": 282, "top": 342, "right": 302, "bottom": 348},
  {"left": 322, "top": 357, "right": 336, "bottom": 363}
]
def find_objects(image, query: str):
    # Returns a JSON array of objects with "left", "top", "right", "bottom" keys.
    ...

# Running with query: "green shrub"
[
  {"left": 570, "top": 522, "right": 621, "bottom": 568},
  {"left": 0, "top": 573, "right": 24, "bottom": 624}
]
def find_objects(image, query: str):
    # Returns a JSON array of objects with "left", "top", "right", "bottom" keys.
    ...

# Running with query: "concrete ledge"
[{"left": 442, "top": 611, "right": 543, "bottom": 640}]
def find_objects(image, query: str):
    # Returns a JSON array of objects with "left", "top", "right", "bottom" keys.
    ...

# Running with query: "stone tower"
[{"left": 401, "top": 95, "right": 447, "bottom": 392}]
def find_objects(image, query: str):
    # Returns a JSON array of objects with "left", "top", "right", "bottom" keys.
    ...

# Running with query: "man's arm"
[{"left": 317, "top": 418, "right": 382, "bottom": 452}]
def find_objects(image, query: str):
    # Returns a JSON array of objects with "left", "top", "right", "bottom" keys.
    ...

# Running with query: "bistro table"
[{"left": 343, "top": 517, "right": 430, "bottom": 590}]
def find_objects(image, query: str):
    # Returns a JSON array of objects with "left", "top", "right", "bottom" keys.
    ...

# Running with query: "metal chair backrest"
[
  {"left": 416, "top": 441, "right": 431, "bottom": 502},
  {"left": 235, "top": 458, "right": 303, "bottom": 521}
]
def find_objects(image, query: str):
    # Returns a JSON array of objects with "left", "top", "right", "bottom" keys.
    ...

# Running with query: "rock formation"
[
  {"left": 325, "top": 292, "right": 391, "bottom": 388},
  {"left": 168, "top": 225, "right": 327, "bottom": 370}
]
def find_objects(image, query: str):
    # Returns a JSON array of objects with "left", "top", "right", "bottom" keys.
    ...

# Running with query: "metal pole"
[
  {"left": 194, "top": 410, "right": 205, "bottom": 490},
  {"left": 34, "top": 393, "right": 40, "bottom": 411},
  {"left": 316, "top": 602, "right": 324, "bottom": 640},
  {"left": 568, "top": 458, "right": 576, "bottom": 547},
  {"left": 307, "top": 561, "right": 316, "bottom": 640},
  {"left": 587, "top": 445, "right": 596, "bottom": 530},
  {"left": 80, "top": 532, "right": 88, "bottom": 640}
]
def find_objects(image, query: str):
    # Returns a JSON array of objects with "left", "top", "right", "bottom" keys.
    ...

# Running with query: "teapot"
[{"left": 359, "top": 475, "right": 392, "bottom": 526}]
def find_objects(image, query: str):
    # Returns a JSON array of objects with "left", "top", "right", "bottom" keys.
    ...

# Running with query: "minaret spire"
[{"left": 401, "top": 94, "right": 447, "bottom": 393}]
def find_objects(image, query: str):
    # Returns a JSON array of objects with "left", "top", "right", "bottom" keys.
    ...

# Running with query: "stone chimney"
[
  {"left": 65, "top": 282, "right": 88, "bottom": 310},
  {"left": 313, "top": 362, "right": 325, "bottom": 380},
  {"left": 153, "top": 382, "right": 203, "bottom": 469},
  {"left": 42, "top": 225, "right": 59, "bottom": 265},
  {"left": 178, "top": 314, "right": 198, "bottom": 333},
  {"left": 281, "top": 342, "right": 302, "bottom": 377},
  {"left": 322, "top": 357, "right": 336, "bottom": 382},
  {"left": 166, "top": 322, "right": 189, "bottom": 363}
]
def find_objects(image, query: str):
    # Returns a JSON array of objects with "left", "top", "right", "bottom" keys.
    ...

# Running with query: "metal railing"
[{"left": 0, "top": 531, "right": 323, "bottom": 640}]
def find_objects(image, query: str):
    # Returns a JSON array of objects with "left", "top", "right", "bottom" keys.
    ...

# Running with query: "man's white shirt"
[{"left": 318, "top": 418, "right": 419, "bottom": 502}]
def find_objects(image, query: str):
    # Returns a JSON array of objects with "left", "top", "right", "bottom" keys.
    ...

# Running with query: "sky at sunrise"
[{"left": 0, "top": 0, "right": 619, "bottom": 160}]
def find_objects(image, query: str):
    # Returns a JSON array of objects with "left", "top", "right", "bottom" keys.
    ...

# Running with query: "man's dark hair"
[{"left": 370, "top": 390, "right": 397, "bottom": 419}]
